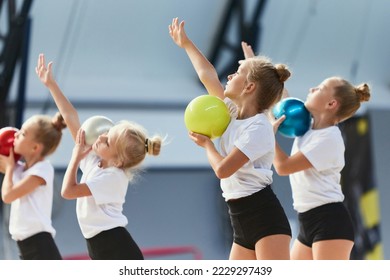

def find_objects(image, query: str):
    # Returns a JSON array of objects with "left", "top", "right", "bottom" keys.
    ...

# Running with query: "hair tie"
[{"left": 145, "top": 138, "right": 149, "bottom": 153}]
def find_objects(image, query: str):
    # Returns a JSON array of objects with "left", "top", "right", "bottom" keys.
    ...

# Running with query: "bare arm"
[
  {"left": 169, "top": 18, "right": 224, "bottom": 99},
  {"left": 272, "top": 116, "right": 312, "bottom": 175},
  {"left": 0, "top": 151, "right": 44, "bottom": 203},
  {"left": 36, "top": 54, "right": 80, "bottom": 141},
  {"left": 274, "top": 141, "right": 312, "bottom": 175},
  {"left": 189, "top": 132, "right": 248, "bottom": 179},
  {"left": 61, "top": 129, "right": 92, "bottom": 199}
]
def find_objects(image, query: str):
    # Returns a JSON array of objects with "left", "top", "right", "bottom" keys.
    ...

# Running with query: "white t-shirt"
[
  {"left": 9, "top": 160, "right": 56, "bottom": 241},
  {"left": 289, "top": 126, "right": 345, "bottom": 213},
  {"left": 219, "top": 98, "right": 274, "bottom": 201},
  {"left": 77, "top": 153, "right": 129, "bottom": 238}
]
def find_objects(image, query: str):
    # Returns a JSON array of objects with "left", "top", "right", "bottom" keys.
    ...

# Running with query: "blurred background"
[{"left": 1, "top": 0, "right": 389, "bottom": 259}]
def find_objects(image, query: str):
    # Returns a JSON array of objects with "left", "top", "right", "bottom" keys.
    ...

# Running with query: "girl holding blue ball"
[{"left": 273, "top": 77, "right": 371, "bottom": 259}]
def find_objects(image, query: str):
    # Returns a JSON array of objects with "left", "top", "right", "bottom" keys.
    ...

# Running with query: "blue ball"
[{"left": 272, "top": 97, "right": 311, "bottom": 138}]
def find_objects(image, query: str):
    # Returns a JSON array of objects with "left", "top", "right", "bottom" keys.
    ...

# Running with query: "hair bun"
[
  {"left": 355, "top": 83, "right": 371, "bottom": 102},
  {"left": 275, "top": 64, "right": 291, "bottom": 83},
  {"left": 51, "top": 112, "right": 67, "bottom": 131}
]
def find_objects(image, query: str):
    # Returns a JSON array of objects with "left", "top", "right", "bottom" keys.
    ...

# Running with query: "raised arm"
[
  {"left": 36, "top": 54, "right": 80, "bottom": 141},
  {"left": 169, "top": 18, "right": 224, "bottom": 99}
]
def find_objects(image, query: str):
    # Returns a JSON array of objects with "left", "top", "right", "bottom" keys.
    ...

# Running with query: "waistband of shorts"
[
  {"left": 226, "top": 185, "right": 272, "bottom": 210},
  {"left": 298, "top": 201, "right": 345, "bottom": 217}
]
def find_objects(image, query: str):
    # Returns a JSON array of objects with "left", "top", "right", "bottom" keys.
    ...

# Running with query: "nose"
[
  {"left": 98, "top": 133, "right": 109, "bottom": 142},
  {"left": 227, "top": 74, "right": 233, "bottom": 81}
]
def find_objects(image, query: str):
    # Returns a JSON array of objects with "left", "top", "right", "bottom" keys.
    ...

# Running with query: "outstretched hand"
[
  {"left": 35, "top": 53, "right": 54, "bottom": 87},
  {"left": 168, "top": 17, "right": 191, "bottom": 48},
  {"left": 241, "top": 41, "right": 255, "bottom": 59}
]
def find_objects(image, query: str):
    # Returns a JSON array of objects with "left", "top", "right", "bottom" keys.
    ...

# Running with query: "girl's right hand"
[
  {"left": 241, "top": 41, "right": 255, "bottom": 59},
  {"left": 168, "top": 17, "right": 191, "bottom": 48}
]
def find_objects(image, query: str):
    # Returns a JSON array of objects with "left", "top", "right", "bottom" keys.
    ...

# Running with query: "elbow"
[
  {"left": 61, "top": 189, "right": 73, "bottom": 200},
  {"left": 273, "top": 164, "right": 290, "bottom": 176},
  {"left": 214, "top": 166, "right": 232, "bottom": 179},
  {"left": 2, "top": 194, "right": 13, "bottom": 204}
]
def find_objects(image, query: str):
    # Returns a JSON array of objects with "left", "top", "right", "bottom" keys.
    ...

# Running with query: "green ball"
[{"left": 184, "top": 95, "right": 230, "bottom": 139}]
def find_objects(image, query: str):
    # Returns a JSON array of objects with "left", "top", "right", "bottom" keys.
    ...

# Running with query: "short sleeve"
[{"left": 301, "top": 129, "right": 344, "bottom": 171}]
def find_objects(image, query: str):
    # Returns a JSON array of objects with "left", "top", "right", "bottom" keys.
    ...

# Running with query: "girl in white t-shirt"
[
  {"left": 36, "top": 54, "right": 163, "bottom": 260},
  {"left": 0, "top": 113, "right": 65, "bottom": 259},
  {"left": 273, "top": 77, "right": 371, "bottom": 260},
  {"left": 169, "top": 18, "right": 292, "bottom": 260}
]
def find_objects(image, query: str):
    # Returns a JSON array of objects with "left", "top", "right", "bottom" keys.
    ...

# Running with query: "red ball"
[{"left": 0, "top": 127, "right": 21, "bottom": 161}]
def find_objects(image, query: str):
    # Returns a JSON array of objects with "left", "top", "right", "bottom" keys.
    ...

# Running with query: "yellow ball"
[
  {"left": 184, "top": 95, "right": 230, "bottom": 139},
  {"left": 81, "top": 116, "right": 114, "bottom": 145}
]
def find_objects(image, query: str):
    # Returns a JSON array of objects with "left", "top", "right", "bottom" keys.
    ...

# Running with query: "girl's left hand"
[
  {"left": 188, "top": 131, "right": 212, "bottom": 148},
  {"left": 72, "top": 128, "right": 92, "bottom": 161}
]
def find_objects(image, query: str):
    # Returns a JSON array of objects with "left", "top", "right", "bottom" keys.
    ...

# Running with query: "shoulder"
[{"left": 28, "top": 160, "right": 54, "bottom": 173}]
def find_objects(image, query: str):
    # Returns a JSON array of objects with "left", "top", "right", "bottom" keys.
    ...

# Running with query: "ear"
[
  {"left": 244, "top": 81, "right": 256, "bottom": 93},
  {"left": 327, "top": 99, "right": 338, "bottom": 109},
  {"left": 33, "top": 142, "right": 44, "bottom": 154}
]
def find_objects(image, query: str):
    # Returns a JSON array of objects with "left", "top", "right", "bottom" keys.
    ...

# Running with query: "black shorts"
[
  {"left": 17, "top": 231, "right": 62, "bottom": 260},
  {"left": 86, "top": 226, "right": 144, "bottom": 260},
  {"left": 227, "top": 186, "right": 292, "bottom": 250},
  {"left": 297, "top": 202, "right": 355, "bottom": 247}
]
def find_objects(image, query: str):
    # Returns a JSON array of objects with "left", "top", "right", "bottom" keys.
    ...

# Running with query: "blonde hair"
[
  {"left": 28, "top": 112, "right": 66, "bottom": 156},
  {"left": 331, "top": 77, "right": 371, "bottom": 121},
  {"left": 244, "top": 56, "right": 291, "bottom": 112},
  {"left": 112, "top": 121, "right": 162, "bottom": 180}
]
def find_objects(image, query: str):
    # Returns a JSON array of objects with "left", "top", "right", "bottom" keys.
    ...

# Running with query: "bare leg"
[
  {"left": 291, "top": 239, "right": 313, "bottom": 260},
  {"left": 255, "top": 234, "right": 291, "bottom": 260},
  {"left": 312, "top": 239, "right": 354, "bottom": 260},
  {"left": 229, "top": 243, "right": 256, "bottom": 260}
]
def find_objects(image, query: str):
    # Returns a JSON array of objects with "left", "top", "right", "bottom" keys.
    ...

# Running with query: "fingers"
[
  {"left": 79, "top": 128, "right": 85, "bottom": 144},
  {"left": 241, "top": 41, "right": 255, "bottom": 59},
  {"left": 188, "top": 131, "right": 197, "bottom": 141},
  {"left": 47, "top": 61, "right": 53, "bottom": 74},
  {"left": 272, "top": 115, "right": 286, "bottom": 134},
  {"left": 35, "top": 53, "right": 54, "bottom": 81},
  {"left": 179, "top": 19, "right": 185, "bottom": 30},
  {"left": 169, "top": 17, "right": 184, "bottom": 34},
  {"left": 275, "top": 115, "right": 286, "bottom": 123},
  {"left": 76, "top": 128, "right": 85, "bottom": 144}
]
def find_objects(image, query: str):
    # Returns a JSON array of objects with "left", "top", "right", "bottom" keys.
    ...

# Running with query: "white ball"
[{"left": 81, "top": 116, "right": 114, "bottom": 145}]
